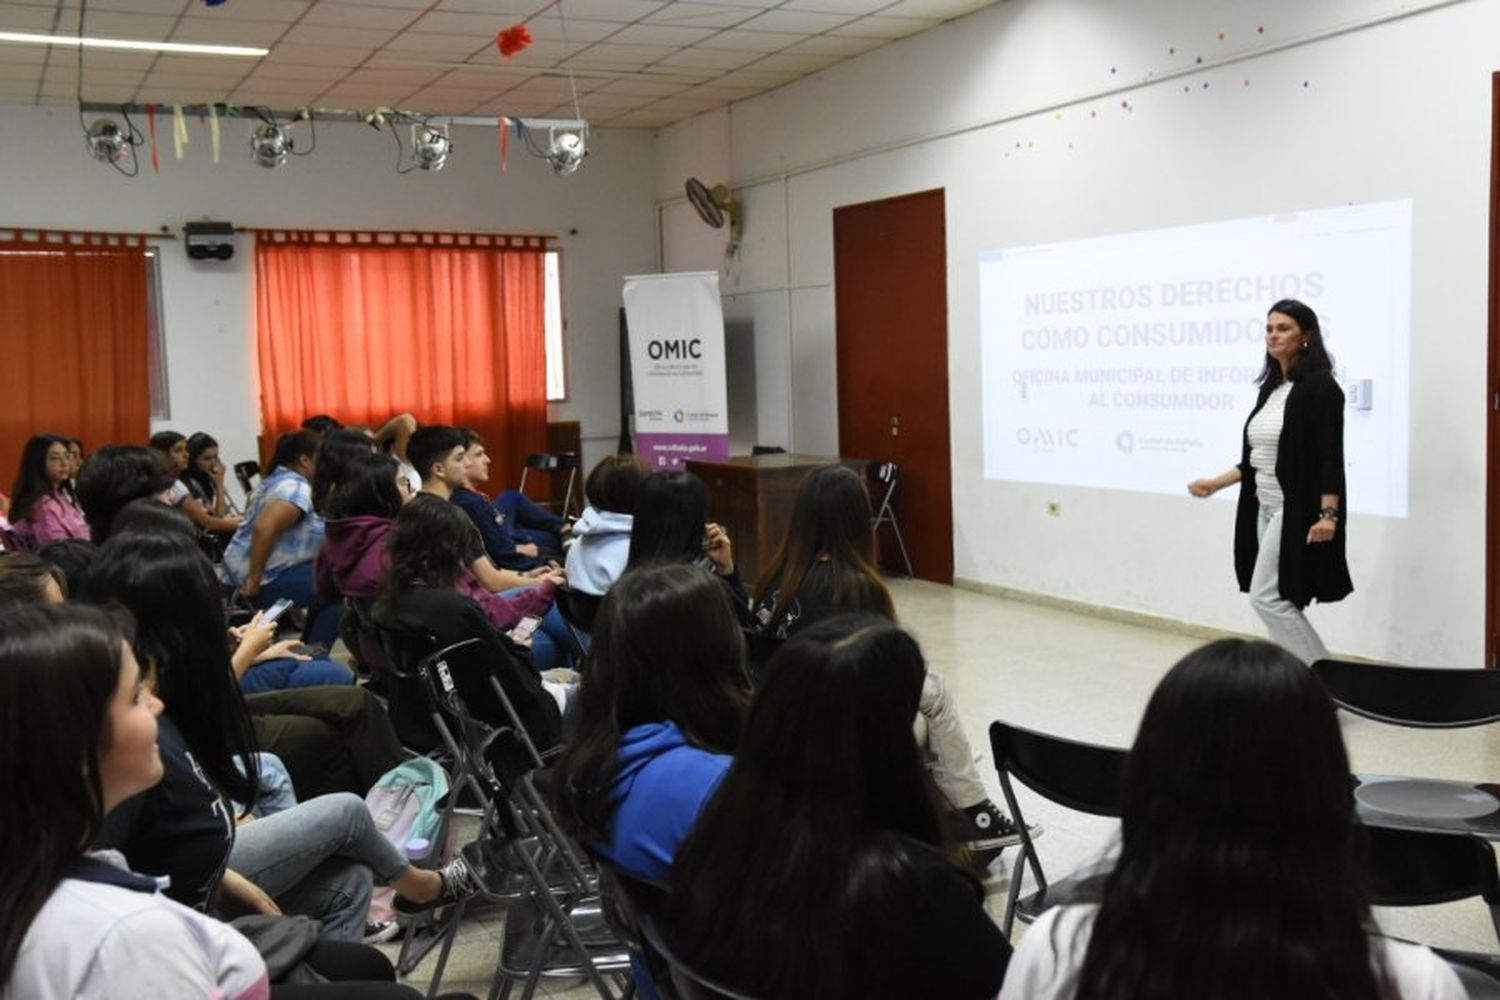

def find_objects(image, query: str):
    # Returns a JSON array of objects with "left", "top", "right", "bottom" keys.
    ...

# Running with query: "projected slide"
[{"left": 979, "top": 201, "right": 1411, "bottom": 517}]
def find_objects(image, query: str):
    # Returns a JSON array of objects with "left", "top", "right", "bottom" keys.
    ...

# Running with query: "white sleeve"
[
  {"left": 79, "top": 908, "right": 222, "bottom": 999},
  {"left": 1001, "top": 907, "right": 1073, "bottom": 1000},
  {"left": 1378, "top": 939, "right": 1467, "bottom": 1000}
]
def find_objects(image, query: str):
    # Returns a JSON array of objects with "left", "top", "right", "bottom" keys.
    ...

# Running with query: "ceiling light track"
[{"left": 0, "top": 30, "right": 267, "bottom": 57}]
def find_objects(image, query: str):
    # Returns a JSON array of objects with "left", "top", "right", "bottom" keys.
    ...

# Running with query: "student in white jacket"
[{"left": 565, "top": 454, "right": 651, "bottom": 598}]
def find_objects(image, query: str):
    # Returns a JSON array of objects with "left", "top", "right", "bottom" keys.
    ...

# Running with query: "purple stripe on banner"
[{"left": 636, "top": 434, "right": 731, "bottom": 471}]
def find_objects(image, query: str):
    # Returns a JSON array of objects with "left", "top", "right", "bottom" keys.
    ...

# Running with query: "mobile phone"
[
  {"left": 508, "top": 616, "right": 542, "bottom": 644},
  {"left": 261, "top": 598, "right": 295, "bottom": 625}
]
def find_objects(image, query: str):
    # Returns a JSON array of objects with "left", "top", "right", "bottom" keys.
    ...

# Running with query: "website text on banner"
[
  {"left": 978, "top": 200, "right": 1412, "bottom": 518},
  {"left": 623, "top": 271, "right": 731, "bottom": 471}
]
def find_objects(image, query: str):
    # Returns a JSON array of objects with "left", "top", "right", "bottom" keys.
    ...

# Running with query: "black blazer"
[{"left": 1233, "top": 369, "right": 1353, "bottom": 609}]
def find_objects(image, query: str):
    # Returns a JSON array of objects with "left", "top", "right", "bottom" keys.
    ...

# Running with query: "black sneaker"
[
  {"left": 362, "top": 918, "right": 401, "bottom": 944},
  {"left": 959, "top": 800, "right": 1025, "bottom": 849},
  {"left": 394, "top": 854, "right": 482, "bottom": 915}
]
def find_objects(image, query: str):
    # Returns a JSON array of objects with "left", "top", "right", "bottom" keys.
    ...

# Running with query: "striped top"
[{"left": 1247, "top": 381, "right": 1293, "bottom": 509}]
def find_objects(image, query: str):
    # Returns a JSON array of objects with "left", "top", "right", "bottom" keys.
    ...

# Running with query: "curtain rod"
[{"left": 0, "top": 226, "right": 175, "bottom": 243}]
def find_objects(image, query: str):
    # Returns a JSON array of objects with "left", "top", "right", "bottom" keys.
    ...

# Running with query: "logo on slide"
[
  {"left": 1115, "top": 431, "right": 1137, "bottom": 454},
  {"left": 1015, "top": 427, "right": 1080, "bottom": 451},
  {"left": 673, "top": 409, "right": 686, "bottom": 424}
]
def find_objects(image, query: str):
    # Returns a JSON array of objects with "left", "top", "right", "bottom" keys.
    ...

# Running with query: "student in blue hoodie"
[{"left": 552, "top": 562, "right": 748, "bottom": 994}]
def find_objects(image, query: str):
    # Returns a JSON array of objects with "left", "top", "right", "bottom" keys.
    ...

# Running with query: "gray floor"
[{"left": 385, "top": 579, "right": 1500, "bottom": 998}]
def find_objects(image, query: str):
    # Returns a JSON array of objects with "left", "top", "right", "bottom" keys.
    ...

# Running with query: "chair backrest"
[
  {"left": 868, "top": 460, "right": 899, "bottom": 487},
  {"left": 989, "top": 721, "right": 1129, "bottom": 817},
  {"left": 369, "top": 617, "right": 450, "bottom": 752},
  {"left": 524, "top": 452, "right": 574, "bottom": 473},
  {"left": 233, "top": 460, "right": 260, "bottom": 498},
  {"left": 1312, "top": 659, "right": 1500, "bottom": 728},
  {"left": 638, "top": 913, "right": 761, "bottom": 1000},
  {"left": 1361, "top": 825, "right": 1500, "bottom": 907}
]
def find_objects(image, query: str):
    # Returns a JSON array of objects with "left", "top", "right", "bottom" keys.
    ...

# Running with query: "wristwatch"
[{"left": 1318, "top": 507, "right": 1340, "bottom": 522}]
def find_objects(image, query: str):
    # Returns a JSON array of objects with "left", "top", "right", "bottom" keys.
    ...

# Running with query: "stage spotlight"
[
  {"left": 545, "top": 126, "right": 586, "bottom": 176},
  {"left": 250, "top": 122, "right": 293, "bottom": 168},
  {"left": 85, "top": 118, "right": 129, "bottom": 164},
  {"left": 412, "top": 124, "right": 451, "bottom": 171}
]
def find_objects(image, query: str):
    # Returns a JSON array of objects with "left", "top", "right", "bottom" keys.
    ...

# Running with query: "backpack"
[{"left": 364, "top": 756, "right": 451, "bottom": 922}]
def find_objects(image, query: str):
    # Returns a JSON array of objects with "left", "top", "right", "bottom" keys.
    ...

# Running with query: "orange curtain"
[
  {"left": 0, "top": 238, "right": 149, "bottom": 488},
  {"left": 254, "top": 238, "right": 548, "bottom": 482}
]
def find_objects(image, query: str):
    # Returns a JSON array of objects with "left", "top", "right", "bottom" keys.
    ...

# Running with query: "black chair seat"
[{"left": 1312, "top": 659, "right": 1500, "bottom": 728}]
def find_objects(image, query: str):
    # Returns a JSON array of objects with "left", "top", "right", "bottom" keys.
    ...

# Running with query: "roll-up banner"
[{"left": 622, "top": 271, "right": 730, "bottom": 470}]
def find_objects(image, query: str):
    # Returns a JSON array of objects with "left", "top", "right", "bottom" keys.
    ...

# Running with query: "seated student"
[
  {"left": 409, "top": 426, "right": 576, "bottom": 665},
  {"left": 0, "top": 551, "right": 67, "bottom": 609},
  {"left": 1002, "top": 638, "right": 1464, "bottom": 1000},
  {"left": 316, "top": 452, "right": 406, "bottom": 603},
  {"left": 669, "top": 617, "right": 1012, "bottom": 999},
  {"left": 222, "top": 431, "right": 339, "bottom": 649},
  {"left": 751, "top": 464, "right": 1022, "bottom": 861},
  {"left": 626, "top": 470, "right": 747, "bottom": 621},
  {"left": 374, "top": 497, "right": 568, "bottom": 743},
  {"left": 451, "top": 429, "right": 551, "bottom": 570},
  {"left": 552, "top": 563, "right": 747, "bottom": 999},
  {"left": 184, "top": 432, "right": 237, "bottom": 514},
  {"left": 150, "top": 431, "right": 242, "bottom": 537},
  {"left": 460, "top": 429, "right": 568, "bottom": 557},
  {"left": 565, "top": 454, "right": 651, "bottom": 599},
  {"left": 8, "top": 433, "right": 89, "bottom": 544},
  {"left": 309, "top": 428, "right": 380, "bottom": 517},
  {"left": 36, "top": 538, "right": 98, "bottom": 597},
  {"left": 80, "top": 527, "right": 476, "bottom": 944},
  {"left": 75, "top": 444, "right": 175, "bottom": 543},
  {"left": 0, "top": 604, "right": 461, "bottom": 1000}
]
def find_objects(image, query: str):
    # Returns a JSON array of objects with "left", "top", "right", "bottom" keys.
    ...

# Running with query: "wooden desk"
[{"left": 686, "top": 454, "right": 866, "bottom": 585}]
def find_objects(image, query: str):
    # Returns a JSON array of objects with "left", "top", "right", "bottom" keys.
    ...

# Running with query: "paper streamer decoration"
[
  {"left": 147, "top": 105, "right": 160, "bottom": 173},
  {"left": 210, "top": 103, "right": 221, "bottom": 163},
  {"left": 172, "top": 104, "right": 188, "bottom": 159},
  {"left": 499, "top": 116, "right": 510, "bottom": 174},
  {"left": 496, "top": 24, "right": 532, "bottom": 57}
]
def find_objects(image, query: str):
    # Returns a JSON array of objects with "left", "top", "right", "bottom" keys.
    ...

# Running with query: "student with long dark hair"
[
  {"left": 81, "top": 528, "right": 475, "bottom": 943},
  {"left": 151, "top": 430, "right": 242, "bottom": 537},
  {"left": 752, "top": 464, "right": 1022, "bottom": 859},
  {"left": 8, "top": 433, "right": 89, "bottom": 544},
  {"left": 565, "top": 453, "right": 651, "bottom": 598},
  {"left": 626, "top": 470, "right": 747, "bottom": 618},
  {"left": 74, "top": 444, "right": 174, "bottom": 543},
  {"left": 185, "top": 432, "right": 235, "bottom": 515},
  {"left": 1002, "top": 638, "right": 1462, "bottom": 999},
  {"left": 222, "top": 431, "right": 339, "bottom": 647},
  {"left": 1189, "top": 300, "right": 1353, "bottom": 663},
  {"left": 315, "top": 452, "right": 406, "bottom": 604},
  {"left": 669, "top": 617, "right": 1011, "bottom": 999},
  {"left": 310, "top": 428, "right": 379, "bottom": 516}
]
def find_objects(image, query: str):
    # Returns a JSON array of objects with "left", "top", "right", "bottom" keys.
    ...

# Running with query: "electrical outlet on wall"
[{"left": 1046, "top": 501, "right": 1061, "bottom": 516}]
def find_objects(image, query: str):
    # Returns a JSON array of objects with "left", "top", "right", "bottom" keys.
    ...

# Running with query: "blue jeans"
[
  {"left": 233, "top": 752, "right": 298, "bottom": 818},
  {"left": 494, "top": 489, "right": 563, "bottom": 550},
  {"left": 229, "top": 792, "right": 410, "bottom": 941},
  {"left": 256, "top": 562, "right": 343, "bottom": 649},
  {"left": 499, "top": 588, "right": 579, "bottom": 670},
  {"left": 240, "top": 656, "right": 355, "bottom": 695}
]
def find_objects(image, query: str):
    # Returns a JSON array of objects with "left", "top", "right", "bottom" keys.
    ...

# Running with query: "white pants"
[
  {"left": 914, "top": 672, "right": 990, "bottom": 810},
  {"left": 1249, "top": 505, "right": 1329, "bottom": 666}
]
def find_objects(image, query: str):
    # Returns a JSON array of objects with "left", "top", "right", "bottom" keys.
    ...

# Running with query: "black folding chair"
[
  {"left": 1361, "top": 824, "right": 1500, "bottom": 948},
  {"left": 867, "top": 461, "right": 914, "bottom": 578},
  {"left": 989, "top": 720, "right": 1128, "bottom": 935},
  {"left": 519, "top": 452, "right": 580, "bottom": 520},
  {"left": 638, "top": 912, "right": 760, "bottom": 1000},
  {"left": 233, "top": 459, "right": 260, "bottom": 499},
  {"left": 1312, "top": 659, "right": 1500, "bottom": 728}
]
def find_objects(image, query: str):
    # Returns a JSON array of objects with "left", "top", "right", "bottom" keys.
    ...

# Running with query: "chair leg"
[
  {"left": 1002, "top": 845, "right": 1029, "bottom": 937},
  {"left": 1489, "top": 903, "right": 1500, "bottom": 950},
  {"left": 888, "top": 515, "right": 914, "bottom": 578}
]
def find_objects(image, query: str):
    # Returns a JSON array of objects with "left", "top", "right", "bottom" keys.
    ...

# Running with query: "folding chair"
[
  {"left": 867, "top": 461, "right": 914, "bottom": 578},
  {"left": 1312, "top": 659, "right": 1500, "bottom": 728},
  {"left": 1432, "top": 948, "right": 1500, "bottom": 998},
  {"left": 233, "top": 460, "right": 260, "bottom": 499},
  {"left": 1361, "top": 825, "right": 1500, "bottom": 949},
  {"left": 638, "top": 912, "right": 760, "bottom": 1000},
  {"left": 413, "top": 639, "right": 631, "bottom": 1000},
  {"left": 518, "top": 452, "right": 581, "bottom": 520},
  {"left": 989, "top": 721, "right": 1128, "bottom": 935}
]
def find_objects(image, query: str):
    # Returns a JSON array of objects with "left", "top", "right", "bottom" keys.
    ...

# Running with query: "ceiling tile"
[
  {"left": 279, "top": 23, "right": 397, "bottom": 49},
  {"left": 79, "top": 11, "right": 179, "bottom": 38},
  {"left": 243, "top": 62, "right": 346, "bottom": 84},
  {"left": 183, "top": 0, "right": 308, "bottom": 19},
  {"left": 430, "top": 0, "right": 554, "bottom": 13},
  {"left": 698, "top": 28, "right": 797, "bottom": 53},
  {"left": 599, "top": 77, "right": 688, "bottom": 97},
  {"left": 653, "top": 46, "right": 761, "bottom": 70},
  {"left": 743, "top": 50, "right": 841, "bottom": 73},
  {"left": 378, "top": 32, "right": 490, "bottom": 57},
  {"left": 261, "top": 43, "right": 372, "bottom": 68},
  {"left": 72, "top": 50, "right": 159, "bottom": 70},
  {"left": 605, "top": 23, "right": 717, "bottom": 46},
  {"left": 643, "top": 3, "right": 763, "bottom": 29},
  {"left": 781, "top": 33, "right": 884, "bottom": 56},
  {"left": 340, "top": 66, "right": 445, "bottom": 86},
  {"left": 735, "top": 9, "right": 856, "bottom": 32},
  {"left": 0, "top": 4, "right": 60, "bottom": 30},
  {"left": 0, "top": 45, "right": 49, "bottom": 66},
  {"left": 779, "top": 0, "right": 893, "bottom": 12},
  {"left": 475, "top": 40, "right": 589, "bottom": 66},
  {"left": 829, "top": 14, "right": 940, "bottom": 38},
  {"left": 878, "top": 0, "right": 996, "bottom": 16},
  {"left": 564, "top": 42, "right": 678, "bottom": 69},
  {"left": 407, "top": 10, "right": 516, "bottom": 36},
  {"left": 713, "top": 64, "right": 802, "bottom": 86},
  {"left": 520, "top": 17, "right": 623, "bottom": 44},
  {"left": 301, "top": 3, "right": 420, "bottom": 30},
  {"left": 65, "top": 0, "right": 190, "bottom": 16},
  {"left": 172, "top": 19, "right": 288, "bottom": 46},
  {"left": 548, "top": 0, "right": 669, "bottom": 23}
]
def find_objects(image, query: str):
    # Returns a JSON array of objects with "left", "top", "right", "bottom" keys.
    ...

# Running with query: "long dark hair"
[
  {"left": 669, "top": 616, "right": 947, "bottom": 996},
  {"left": 0, "top": 552, "right": 66, "bottom": 609},
  {"left": 324, "top": 452, "right": 403, "bottom": 521},
  {"left": 552, "top": 563, "right": 747, "bottom": 842},
  {"left": 74, "top": 445, "right": 173, "bottom": 543},
  {"left": 1256, "top": 299, "right": 1335, "bottom": 388},
  {"left": 378, "top": 496, "right": 472, "bottom": 611},
  {"left": 9, "top": 434, "right": 70, "bottom": 525},
  {"left": 626, "top": 471, "right": 709, "bottom": 568},
  {"left": 584, "top": 454, "right": 652, "bottom": 515},
  {"left": 183, "top": 432, "right": 219, "bottom": 503},
  {"left": 1072, "top": 638, "right": 1384, "bottom": 1000},
  {"left": 312, "top": 428, "right": 378, "bottom": 515},
  {"left": 753, "top": 464, "right": 893, "bottom": 632},
  {"left": 0, "top": 604, "right": 131, "bottom": 985},
  {"left": 78, "top": 528, "right": 259, "bottom": 808}
]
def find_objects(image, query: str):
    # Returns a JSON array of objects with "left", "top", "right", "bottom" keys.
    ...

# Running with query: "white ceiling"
[{"left": 0, "top": 0, "right": 1001, "bottom": 128}]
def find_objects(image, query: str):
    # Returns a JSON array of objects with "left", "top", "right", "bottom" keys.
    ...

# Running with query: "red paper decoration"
[{"left": 496, "top": 24, "right": 532, "bottom": 57}]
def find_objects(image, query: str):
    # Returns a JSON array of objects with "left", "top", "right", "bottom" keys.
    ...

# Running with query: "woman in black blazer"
[{"left": 1188, "top": 299, "right": 1352, "bottom": 664}]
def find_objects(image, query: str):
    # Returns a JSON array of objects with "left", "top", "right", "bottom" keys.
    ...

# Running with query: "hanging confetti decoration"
[
  {"left": 172, "top": 104, "right": 189, "bottom": 159},
  {"left": 499, "top": 116, "right": 510, "bottom": 173},
  {"left": 496, "top": 24, "right": 532, "bottom": 58},
  {"left": 147, "top": 105, "right": 160, "bottom": 173},
  {"left": 210, "top": 103, "right": 221, "bottom": 163}
]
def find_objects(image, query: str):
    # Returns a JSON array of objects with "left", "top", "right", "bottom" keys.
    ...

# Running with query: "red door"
[{"left": 834, "top": 189, "right": 954, "bottom": 584}]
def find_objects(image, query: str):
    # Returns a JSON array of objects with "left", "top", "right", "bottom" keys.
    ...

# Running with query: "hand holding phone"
[
  {"left": 508, "top": 616, "right": 542, "bottom": 646},
  {"left": 261, "top": 598, "right": 295, "bottom": 625}
]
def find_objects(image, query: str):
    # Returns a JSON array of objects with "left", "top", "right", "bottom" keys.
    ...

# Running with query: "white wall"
[
  {"left": 0, "top": 104, "right": 658, "bottom": 495},
  {"left": 654, "top": 0, "right": 1496, "bottom": 666}
]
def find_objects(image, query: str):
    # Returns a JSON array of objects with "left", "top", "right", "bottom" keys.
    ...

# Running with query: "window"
[
  {"left": 145, "top": 250, "right": 170, "bottom": 420},
  {"left": 544, "top": 250, "right": 566, "bottom": 402}
]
